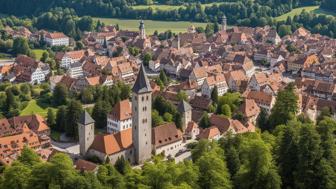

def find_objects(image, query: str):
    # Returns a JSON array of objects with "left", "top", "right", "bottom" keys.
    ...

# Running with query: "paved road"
[
  {"left": 51, "top": 140, "right": 80, "bottom": 155},
  {"left": 175, "top": 151, "right": 192, "bottom": 163}
]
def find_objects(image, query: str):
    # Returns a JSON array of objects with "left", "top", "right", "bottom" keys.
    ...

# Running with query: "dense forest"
[
  {"left": 0, "top": 0, "right": 321, "bottom": 19},
  {"left": 1, "top": 0, "right": 334, "bottom": 38},
  {"left": 1, "top": 80, "right": 336, "bottom": 189},
  {"left": 321, "top": 0, "right": 336, "bottom": 12},
  {"left": 1, "top": 114, "right": 336, "bottom": 189}
]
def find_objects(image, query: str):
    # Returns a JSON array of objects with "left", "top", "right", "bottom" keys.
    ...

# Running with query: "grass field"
[
  {"left": 20, "top": 99, "right": 57, "bottom": 117},
  {"left": 131, "top": 2, "right": 226, "bottom": 11},
  {"left": 94, "top": 18, "right": 208, "bottom": 33},
  {"left": 132, "top": 4, "right": 183, "bottom": 11},
  {"left": 275, "top": 6, "right": 336, "bottom": 21},
  {"left": 32, "top": 49, "right": 47, "bottom": 61}
]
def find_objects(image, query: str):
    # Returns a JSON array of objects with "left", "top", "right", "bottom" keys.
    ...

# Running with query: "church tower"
[
  {"left": 78, "top": 111, "right": 95, "bottom": 156},
  {"left": 139, "top": 20, "right": 146, "bottom": 39},
  {"left": 221, "top": 15, "right": 227, "bottom": 32},
  {"left": 132, "top": 64, "right": 152, "bottom": 164},
  {"left": 177, "top": 100, "right": 192, "bottom": 131},
  {"left": 177, "top": 34, "right": 181, "bottom": 50}
]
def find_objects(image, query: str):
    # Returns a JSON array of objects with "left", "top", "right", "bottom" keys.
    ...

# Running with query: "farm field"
[
  {"left": 94, "top": 18, "right": 207, "bottom": 33},
  {"left": 275, "top": 6, "right": 335, "bottom": 21}
]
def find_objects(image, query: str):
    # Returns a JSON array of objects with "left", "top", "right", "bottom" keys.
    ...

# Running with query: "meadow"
[
  {"left": 275, "top": 6, "right": 335, "bottom": 21},
  {"left": 32, "top": 49, "right": 47, "bottom": 60},
  {"left": 94, "top": 18, "right": 207, "bottom": 33},
  {"left": 131, "top": 2, "right": 226, "bottom": 11}
]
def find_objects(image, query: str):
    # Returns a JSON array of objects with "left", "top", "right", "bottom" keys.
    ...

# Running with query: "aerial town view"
[{"left": 0, "top": 0, "right": 336, "bottom": 188}]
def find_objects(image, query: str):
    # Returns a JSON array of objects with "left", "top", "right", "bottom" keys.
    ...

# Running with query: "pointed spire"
[
  {"left": 139, "top": 20, "right": 146, "bottom": 39},
  {"left": 177, "top": 33, "right": 181, "bottom": 50},
  {"left": 132, "top": 64, "right": 152, "bottom": 94},
  {"left": 177, "top": 100, "right": 192, "bottom": 113},
  {"left": 78, "top": 111, "right": 95, "bottom": 125},
  {"left": 221, "top": 15, "right": 227, "bottom": 32}
]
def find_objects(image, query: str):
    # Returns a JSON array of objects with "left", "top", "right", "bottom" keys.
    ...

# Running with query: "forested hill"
[
  {"left": 321, "top": 0, "right": 336, "bottom": 12},
  {"left": 2, "top": 0, "right": 336, "bottom": 38},
  {"left": 0, "top": 0, "right": 322, "bottom": 18}
]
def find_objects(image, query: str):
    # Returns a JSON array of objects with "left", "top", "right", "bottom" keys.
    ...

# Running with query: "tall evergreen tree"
[
  {"left": 294, "top": 125, "right": 323, "bottom": 189},
  {"left": 53, "top": 84, "right": 68, "bottom": 106},
  {"left": 47, "top": 109, "right": 56, "bottom": 129},
  {"left": 276, "top": 125, "right": 299, "bottom": 188},
  {"left": 92, "top": 100, "right": 109, "bottom": 129},
  {"left": 65, "top": 100, "right": 83, "bottom": 138},
  {"left": 197, "top": 151, "right": 232, "bottom": 189},
  {"left": 199, "top": 112, "right": 210, "bottom": 129},
  {"left": 159, "top": 70, "right": 168, "bottom": 86},
  {"left": 317, "top": 117, "right": 336, "bottom": 166},
  {"left": 234, "top": 139, "right": 281, "bottom": 189},
  {"left": 211, "top": 86, "right": 218, "bottom": 104},
  {"left": 55, "top": 105, "right": 67, "bottom": 132},
  {"left": 269, "top": 83, "right": 298, "bottom": 129}
]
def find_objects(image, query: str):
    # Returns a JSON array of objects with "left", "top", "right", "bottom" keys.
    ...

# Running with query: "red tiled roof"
[
  {"left": 108, "top": 99, "right": 132, "bottom": 121},
  {"left": 152, "top": 123, "right": 182, "bottom": 148},
  {"left": 90, "top": 128, "right": 132, "bottom": 155}
]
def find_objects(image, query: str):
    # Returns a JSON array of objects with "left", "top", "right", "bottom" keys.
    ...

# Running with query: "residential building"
[
  {"left": 107, "top": 100, "right": 132, "bottom": 133},
  {"left": 152, "top": 123, "right": 183, "bottom": 157},
  {"left": 225, "top": 70, "right": 249, "bottom": 92},
  {"left": 56, "top": 50, "right": 86, "bottom": 69},
  {"left": 45, "top": 32, "right": 69, "bottom": 46},
  {"left": 287, "top": 54, "right": 319, "bottom": 72},
  {"left": 198, "top": 126, "right": 221, "bottom": 140},
  {"left": 189, "top": 67, "right": 207, "bottom": 87},
  {"left": 238, "top": 99, "right": 260, "bottom": 124},
  {"left": 201, "top": 74, "right": 228, "bottom": 98},
  {"left": 244, "top": 90, "right": 275, "bottom": 113},
  {"left": 0, "top": 114, "right": 51, "bottom": 165},
  {"left": 67, "top": 62, "right": 84, "bottom": 78}
]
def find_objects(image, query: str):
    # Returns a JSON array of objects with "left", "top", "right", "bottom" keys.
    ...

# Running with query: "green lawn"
[
  {"left": 32, "top": 49, "right": 47, "bottom": 61},
  {"left": 20, "top": 99, "right": 57, "bottom": 117},
  {"left": 274, "top": 6, "right": 336, "bottom": 21},
  {"left": 94, "top": 18, "right": 208, "bottom": 33}
]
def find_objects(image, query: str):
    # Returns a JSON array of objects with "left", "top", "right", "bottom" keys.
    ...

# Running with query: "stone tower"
[
  {"left": 78, "top": 111, "right": 95, "bottom": 156},
  {"left": 221, "top": 15, "right": 227, "bottom": 32},
  {"left": 177, "top": 34, "right": 181, "bottom": 50},
  {"left": 139, "top": 20, "right": 146, "bottom": 39},
  {"left": 132, "top": 64, "right": 152, "bottom": 164},
  {"left": 177, "top": 100, "right": 192, "bottom": 132}
]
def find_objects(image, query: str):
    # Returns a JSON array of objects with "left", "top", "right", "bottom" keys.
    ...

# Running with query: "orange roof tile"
[
  {"left": 108, "top": 100, "right": 132, "bottom": 121},
  {"left": 90, "top": 128, "right": 132, "bottom": 155},
  {"left": 198, "top": 126, "right": 220, "bottom": 140}
]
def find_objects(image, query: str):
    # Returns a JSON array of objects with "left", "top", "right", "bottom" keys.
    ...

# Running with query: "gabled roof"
[
  {"left": 177, "top": 100, "right": 192, "bottom": 113},
  {"left": 78, "top": 111, "right": 95, "bottom": 125},
  {"left": 239, "top": 99, "right": 260, "bottom": 118},
  {"left": 108, "top": 99, "right": 132, "bottom": 121},
  {"left": 90, "top": 128, "right": 132, "bottom": 155},
  {"left": 152, "top": 123, "right": 182, "bottom": 148},
  {"left": 75, "top": 159, "right": 98, "bottom": 172},
  {"left": 198, "top": 126, "right": 220, "bottom": 140},
  {"left": 132, "top": 64, "right": 152, "bottom": 94}
]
